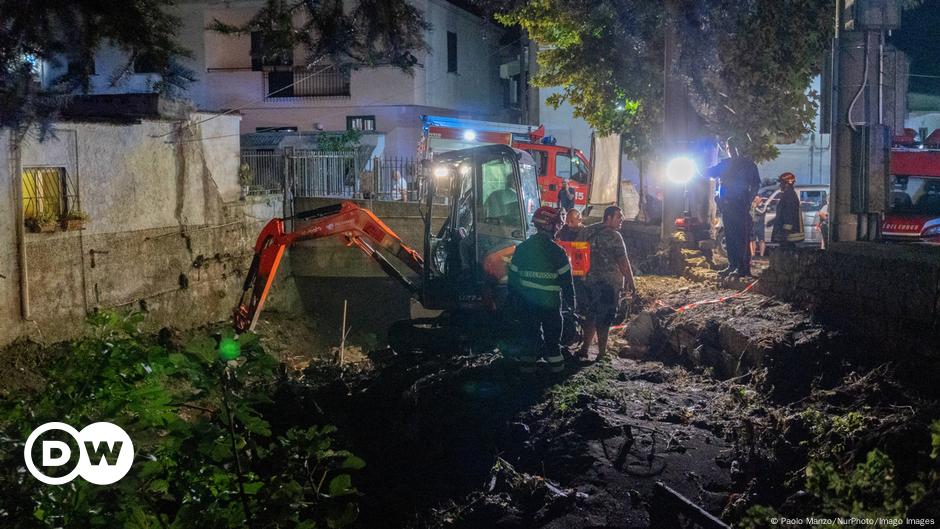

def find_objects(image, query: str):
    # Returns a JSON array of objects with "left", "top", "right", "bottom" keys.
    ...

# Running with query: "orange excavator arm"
[{"left": 234, "top": 201, "right": 424, "bottom": 333}]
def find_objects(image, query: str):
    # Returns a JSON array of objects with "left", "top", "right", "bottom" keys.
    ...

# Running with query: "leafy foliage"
[
  {"left": 739, "top": 419, "right": 940, "bottom": 528},
  {"left": 497, "top": 0, "right": 836, "bottom": 161},
  {"left": 0, "top": 311, "right": 363, "bottom": 528},
  {"left": 317, "top": 130, "right": 363, "bottom": 151},
  {"left": 208, "top": 0, "right": 429, "bottom": 73},
  {"left": 0, "top": 0, "right": 193, "bottom": 134}
]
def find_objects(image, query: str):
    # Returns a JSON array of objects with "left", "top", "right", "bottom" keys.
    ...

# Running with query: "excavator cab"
[
  {"left": 421, "top": 145, "right": 540, "bottom": 313},
  {"left": 234, "top": 144, "right": 541, "bottom": 353}
]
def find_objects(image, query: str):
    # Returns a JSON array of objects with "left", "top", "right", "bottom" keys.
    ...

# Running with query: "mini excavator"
[{"left": 234, "top": 144, "right": 556, "bottom": 353}]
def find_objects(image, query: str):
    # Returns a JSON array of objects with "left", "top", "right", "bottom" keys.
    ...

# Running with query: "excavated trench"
[{"left": 258, "top": 262, "right": 940, "bottom": 528}]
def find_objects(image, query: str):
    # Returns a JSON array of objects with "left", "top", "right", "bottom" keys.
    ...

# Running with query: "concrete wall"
[
  {"left": 291, "top": 197, "right": 449, "bottom": 278},
  {"left": 0, "top": 114, "right": 286, "bottom": 348},
  {"left": 757, "top": 243, "right": 940, "bottom": 359}
]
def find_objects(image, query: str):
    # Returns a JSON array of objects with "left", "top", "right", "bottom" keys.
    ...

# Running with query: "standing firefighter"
[
  {"left": 771, "top": 172, "right": 805, "bottom": 247},
  {"left": 508, "top": 206, "right": 575, "bottom": 373},
  {"left": 708, "top": 140, "right": 761, "bottom": 277}
]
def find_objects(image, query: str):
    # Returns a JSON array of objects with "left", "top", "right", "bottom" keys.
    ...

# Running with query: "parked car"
[{"left": 715, "top": 184, "right": 829, "bottom": 254}]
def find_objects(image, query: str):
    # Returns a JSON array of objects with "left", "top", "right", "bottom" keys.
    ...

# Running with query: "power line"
[
  {"left": 167, "top": 35, "right": 526, "bottom": 145},
  {"left": 154, "top": 62, "right": 335, "bottom": 138}
]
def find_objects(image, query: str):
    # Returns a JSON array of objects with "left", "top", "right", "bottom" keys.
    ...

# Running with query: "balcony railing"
[{"left": 264, "top": 67, "right": 350, "bottom": 99}]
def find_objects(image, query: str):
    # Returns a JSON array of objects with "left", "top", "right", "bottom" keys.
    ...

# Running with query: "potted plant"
[
  {"left": 25, "top": 210, "right": 58, "bottom": 233},
  {"left": 60, "top": 210, "right": 88, "bottom": 230}
]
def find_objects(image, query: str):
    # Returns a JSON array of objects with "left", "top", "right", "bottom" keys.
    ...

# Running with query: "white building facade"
[{"left": 42, "top": 0, "right": 525, "bottom": 158}]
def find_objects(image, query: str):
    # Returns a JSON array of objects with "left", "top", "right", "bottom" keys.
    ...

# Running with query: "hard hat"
[
  {"left": 778, "top": 172, "right": 796, "bottom": 185},
  {"left": 532, "top": 206, "right": 562, "bottom": 231}
]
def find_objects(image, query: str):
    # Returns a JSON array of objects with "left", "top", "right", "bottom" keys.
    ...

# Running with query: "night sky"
[{"left": 890, "top": 1, "right": 940, "bottom": 94}]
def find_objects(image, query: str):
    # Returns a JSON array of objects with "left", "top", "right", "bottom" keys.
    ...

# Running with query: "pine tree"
[
  {"left": 208, "top": 0, "right": 429, "bottom": 73},
  {"left": 0, "top": 0, "right": 192, "bottom": 134}
]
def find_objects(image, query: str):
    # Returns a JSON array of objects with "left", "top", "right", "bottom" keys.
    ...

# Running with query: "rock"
[{"left": 624, "top": 312, "right": 655, "bottom": 347}]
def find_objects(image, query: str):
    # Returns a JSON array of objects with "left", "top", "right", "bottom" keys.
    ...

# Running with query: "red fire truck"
[
  {"left": 421, "top": 115, "right": 592, "bottom": 208},
  {"left": 882, "top": 129, "right": 940, "bottom": 243}
]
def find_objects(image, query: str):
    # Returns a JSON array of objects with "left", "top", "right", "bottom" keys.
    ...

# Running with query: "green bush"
[{"left": 0, "top": 311, "right": 363, "bottom": 529}]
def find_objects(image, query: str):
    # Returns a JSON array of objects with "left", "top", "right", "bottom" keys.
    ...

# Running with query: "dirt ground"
[
  {"left": 3, "top": 262, "right": 938, "bottom": 528},
  {"left": 253, "top": 266, "right": 939, "bottom": 529}
]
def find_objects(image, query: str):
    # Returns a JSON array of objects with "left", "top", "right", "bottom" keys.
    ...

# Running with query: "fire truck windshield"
[{"left": 889, "top": 175, "right": 940, "bottom": 215}]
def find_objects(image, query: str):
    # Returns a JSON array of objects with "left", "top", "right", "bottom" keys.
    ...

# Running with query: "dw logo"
[{"left": 24, "top": 422, "right": 135, "bottom": 485}]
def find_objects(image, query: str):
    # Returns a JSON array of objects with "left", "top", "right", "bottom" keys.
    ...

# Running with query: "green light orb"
[{"left": 218, "top": 337, "right": 241, "bottom": 361}]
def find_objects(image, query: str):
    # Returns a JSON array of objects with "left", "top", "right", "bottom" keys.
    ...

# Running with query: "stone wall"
[
  {"left": 756, "top": 242, "right": 940, "bottom": 358},
  {"left": 1, "top": 115, "right": 287, "bottom": 348},
  {"left": 620, "top": 222, "right": 662, "bottom": 271}
]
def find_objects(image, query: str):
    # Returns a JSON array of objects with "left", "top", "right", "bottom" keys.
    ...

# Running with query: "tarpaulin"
[{"left": 589, "top": 134, "right": 621, "bottom": 206}]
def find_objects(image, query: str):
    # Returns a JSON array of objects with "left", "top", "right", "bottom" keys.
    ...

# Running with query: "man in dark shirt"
[
  {"left": 556, "top": 208, "right": 583, "bottom": 242},
  {"left": 576, "top": 206, "right": 636, "bottom": 361},
  {"left": 708, "top": 140, "right": 761, "bottom": 277},
  {"left": 558, "top": 180, "right": 576, "bottom": 211}
]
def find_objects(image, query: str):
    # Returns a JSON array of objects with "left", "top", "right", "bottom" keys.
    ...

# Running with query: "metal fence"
[
  {"left": 240, "top": 149, "right": 424, "bottom": 202},
  {"left": 264, "top": 67, "right": 351, "bottom": 100},
  {"left": 240, "top": 151, "right": 284, "bottom": 195},
  {"left": 22, "top": 167, "right": 79, "bottom": 219}
]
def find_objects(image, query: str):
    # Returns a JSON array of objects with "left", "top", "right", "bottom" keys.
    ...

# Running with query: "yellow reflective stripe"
[
  {"left": 519, "top": 279, "right": 561, "bottom": 291},
  {"left": 557, "top": 264, "right": 571, "bottom": 275},
  {"left": 509, "top": 263, "right": 519, "bottom": 272},
  {"left": 517, "top": 270, "right": 559, "bottom": 280}
]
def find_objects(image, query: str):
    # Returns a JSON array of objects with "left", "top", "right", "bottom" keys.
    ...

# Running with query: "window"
[
  {"left": 890, "top": 176, "right": 940, "bottom": 215},
  {"left": 133, "top": 52, "right": 166, "bottom": 74},
  {"left": 556, "top": 153, "right": 590, "bottom": 183},
  {"left": 267, "top": 70, "right": 294, "bottom": 97},
  {"left": 346, "top": 115, "right": 376, "bottom": 131},
  {"left": 250, "top": 30, "right": 293, "bottom": 71},
  {"left": 480, "top": 156, "right": 522, "bottom": 229},
  {"left": 799, "top": 190, "right": 827, "bottom": 212},
  {"left": 447, "top": 31, "right": 458, "bottom": 73},
  {"left": 22, "top": 167, "right": 73, "bottom": 219},
  {"left": 526, "top": 149, "right": 548, "bottom": 176}
]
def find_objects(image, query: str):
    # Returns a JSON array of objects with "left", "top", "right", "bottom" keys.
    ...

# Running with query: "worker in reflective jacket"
[
  {"left": 508, "top": 206, "right": 576, "bottom": 373},
  {"left": 771, "top": 172, "right": 805, "bottom": 247}
]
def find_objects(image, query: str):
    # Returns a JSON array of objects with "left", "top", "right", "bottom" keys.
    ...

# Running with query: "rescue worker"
[
  {"left": 576, "top": 206, "right": 636, "bottom": 362},
  {"left": 771, "top": 172, "right": 805, "bottom": 247},
  {"left": 708, "top": 139, "right": 761, "bottom": 278},
  {"left": 508, "top": 206, "right": 576, "bottom": 373},
  {"left": 558, "top": 180, "right": 576, "bottom": 211},
  {"left": 557, "top": 208, "right": 583, "bottom": 242}
]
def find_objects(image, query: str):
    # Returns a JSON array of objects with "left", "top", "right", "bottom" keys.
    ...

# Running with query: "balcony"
[{"left": 264, "top": 67, "right": 350, "bottom": 100}]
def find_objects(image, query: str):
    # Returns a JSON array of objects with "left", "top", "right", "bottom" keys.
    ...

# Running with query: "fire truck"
[
  {"left": 421, "top": 115, "right": 592, "bottom": 209},
  {"left": 882, "top": 129, "right": 940, "bottom": 243}
]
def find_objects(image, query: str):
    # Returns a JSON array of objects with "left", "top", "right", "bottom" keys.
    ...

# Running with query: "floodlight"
[{"left": 666, "top": 157, "right": 697, "bottom": 185}]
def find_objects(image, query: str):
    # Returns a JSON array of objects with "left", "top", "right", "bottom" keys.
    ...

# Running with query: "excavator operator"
[{"left": 508, "top": 207, "right": 575, "bottom": 373}]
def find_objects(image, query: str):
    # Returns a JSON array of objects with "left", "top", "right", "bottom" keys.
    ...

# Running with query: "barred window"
[{"left": 22, "top": 167, "right": 77, "bottom": 219}]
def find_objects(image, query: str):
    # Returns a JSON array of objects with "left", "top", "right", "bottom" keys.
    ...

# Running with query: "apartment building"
[{"left": 41, "top": 0, "right": 529, "bottom": 158}]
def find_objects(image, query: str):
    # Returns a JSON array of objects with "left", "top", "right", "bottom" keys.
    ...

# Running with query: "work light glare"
[
  {"left": 666, "top": 157, "right": 697, "bottom": 184},
  {"left": 433, "top": 166, "right": 449, "bottom": 178},
  {"left": 463, "top": 130, "right": 477, "bottom": 141}
]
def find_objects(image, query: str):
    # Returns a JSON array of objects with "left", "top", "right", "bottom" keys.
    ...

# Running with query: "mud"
[{"left": 268, "top": 266, "right": 940, "bottom": 528}]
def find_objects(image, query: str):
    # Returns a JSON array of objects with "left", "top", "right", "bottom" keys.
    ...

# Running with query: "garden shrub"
[{"left": 0, "top": 311, "right": 363, "bottom": 529}]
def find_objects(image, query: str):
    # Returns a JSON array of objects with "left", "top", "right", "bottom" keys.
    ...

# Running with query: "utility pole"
[
  {"left": 661, "top": 0, "right": 707, "bottom": 242},
  {"left": 829, "top": 0, "right": 906, "bottom": 243}
]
